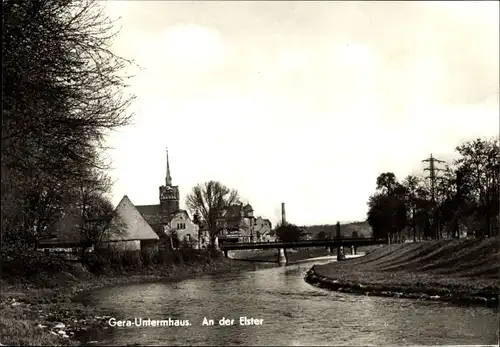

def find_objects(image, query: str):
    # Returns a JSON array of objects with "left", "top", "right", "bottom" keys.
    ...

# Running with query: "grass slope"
[{"left": 306, "top": 237, "right": 499, "bottom": 306}]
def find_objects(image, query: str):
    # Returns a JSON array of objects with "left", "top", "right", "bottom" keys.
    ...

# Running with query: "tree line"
[
  {"left": 2, "top": 0, "right": 134, "bottom": 261},
  {"left": 367, "top": 137, "right": 499, "bottom": 243}
]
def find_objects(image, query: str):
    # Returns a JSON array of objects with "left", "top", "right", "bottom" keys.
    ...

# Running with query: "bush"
[
  {"left": 2, "top": 252, "right": 70, "bottom": 279},
  {"left": 87, "top": 249, "right": 143, "bottom": 272},
  {"left": 86, "top": 254, "right": 111, "bottom": 274},
  {"left": 180, "top": 248, "right": 201, "bottom": 262},
  {"left": 118, "top": 250, "right": 142, "bottom": 270},
  {"left": 141, "top": 248, "right": 154, "bottom": 267}
]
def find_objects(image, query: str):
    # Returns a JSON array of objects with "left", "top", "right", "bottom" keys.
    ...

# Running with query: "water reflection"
[{"left": 80, "top": 261, "right": 499, "bottom": 346}]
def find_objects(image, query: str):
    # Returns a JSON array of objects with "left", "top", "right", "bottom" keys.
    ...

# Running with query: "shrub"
[
  {"left": 141, "top": 248, "right": 154, "bottom": 267},
  {"left": 119, "top": 250, "right": 142, "bottom": 270},
  {"left": 86, "top": 254, "right": 111, "bottom": 274}
]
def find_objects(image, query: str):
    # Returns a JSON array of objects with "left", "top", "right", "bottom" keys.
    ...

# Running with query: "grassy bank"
[
  {"left": 0, "top": 250, "right": 255, "bottom": 346},
  {"left": 305, "top": 238, "right": 499, "bottom": 307},
  {"left": 237, "top": 244, "right": 383, "bottom": 263}
]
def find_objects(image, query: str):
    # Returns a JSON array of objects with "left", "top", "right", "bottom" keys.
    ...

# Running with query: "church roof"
[
  {"left": 135, "top": 204, "right": 189, "bottom": 226},
  {"left": 136, "top": 204, "right": 161, "bottom": 216},
  {"left": 135, "top": 204, "right": 170, "bottom": 227}
]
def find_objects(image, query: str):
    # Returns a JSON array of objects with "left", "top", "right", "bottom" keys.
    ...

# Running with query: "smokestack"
[{"left": 281, "top": 202, "right": 286, "bottom": 225}]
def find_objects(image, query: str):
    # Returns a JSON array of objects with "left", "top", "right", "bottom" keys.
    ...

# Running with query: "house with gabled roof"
[
  {"left": 103, "top": 195, "right": 159, "bottom": 251},
  {"left": 254, "top": 217, "right": 274, "bottom": 242}
]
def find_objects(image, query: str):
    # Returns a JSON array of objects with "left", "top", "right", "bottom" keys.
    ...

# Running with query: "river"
[{"left": 77, "top": 260, "right": 499, "bottom": 346}]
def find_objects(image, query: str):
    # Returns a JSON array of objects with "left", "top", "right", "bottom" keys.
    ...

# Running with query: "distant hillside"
[{"left": 301, "top": 221, "right": 372, "bottom": 239}]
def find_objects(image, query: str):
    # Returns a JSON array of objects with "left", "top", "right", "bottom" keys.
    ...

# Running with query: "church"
[{"left": 109, "top": 149, "right": 205, "bottom": 250}]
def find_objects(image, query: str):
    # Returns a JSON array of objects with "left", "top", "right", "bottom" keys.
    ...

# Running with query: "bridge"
[{"left": 219, "top": 237, "right": 387, "bottom": 264}]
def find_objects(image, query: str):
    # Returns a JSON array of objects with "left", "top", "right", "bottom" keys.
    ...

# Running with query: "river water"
[{"left": 78, "top": 260, "right": 498, "bottom": 346}]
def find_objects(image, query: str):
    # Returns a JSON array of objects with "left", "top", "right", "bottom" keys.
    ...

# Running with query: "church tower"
[{"left": 159, "top": 148, "right": 180, "bottom": 216}]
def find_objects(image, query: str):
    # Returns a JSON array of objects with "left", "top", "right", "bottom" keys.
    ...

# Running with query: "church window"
[{"left": 177, "top": 223, "right": 186, "bottom": 229}]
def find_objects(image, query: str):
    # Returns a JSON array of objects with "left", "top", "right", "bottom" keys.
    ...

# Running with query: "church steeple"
[{"left": 166, "top": 147, "right": 172, "bottom": 186}]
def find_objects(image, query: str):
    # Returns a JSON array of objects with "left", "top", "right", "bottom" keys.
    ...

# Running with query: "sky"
[{"left": 103, "top": 1, "right": 499, "bottom": 227}]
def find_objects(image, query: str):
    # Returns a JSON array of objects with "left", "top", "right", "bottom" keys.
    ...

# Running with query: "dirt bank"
[{"left": 304, "top": 238, "right": 499, "bottom": 307}]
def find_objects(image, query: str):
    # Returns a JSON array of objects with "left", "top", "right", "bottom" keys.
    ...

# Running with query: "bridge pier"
[
  {"left": 337, "top": 246, "right": 346, "bottom": 261},
  {"left": 351, "top": 245, "right": 356, "bottom": 255},
  {"left": 278, "top": 248, "right": 287, "bottom": 265},
  {"left": 224, "top": 250, "right": 228, "bottom": 258}
]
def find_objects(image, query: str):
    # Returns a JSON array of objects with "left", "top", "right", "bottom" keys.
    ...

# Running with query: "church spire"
[{"left": 166, "top": 147, "right": 172, "bottom": 186}]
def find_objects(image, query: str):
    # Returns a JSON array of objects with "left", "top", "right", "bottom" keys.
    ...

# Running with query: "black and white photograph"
[{"left": 2, "top": 0, "right": 499, "bottom": 346}]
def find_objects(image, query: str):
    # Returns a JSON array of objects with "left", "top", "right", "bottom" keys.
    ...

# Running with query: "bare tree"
[{"left": 185, "top": 181, "right": 240, "bottom": 247}]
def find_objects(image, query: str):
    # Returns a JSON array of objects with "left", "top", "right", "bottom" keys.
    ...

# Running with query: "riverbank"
[
  {"left": 0, "top": 256, "right": 256, "bottom": 346},
  {"left": 305, "top": 237, "right": 499, "bottom": 307}
]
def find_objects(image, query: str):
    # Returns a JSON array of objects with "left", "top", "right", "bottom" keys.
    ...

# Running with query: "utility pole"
[{"left": 422, "top": 154, "right": 446, "bottom": 240}]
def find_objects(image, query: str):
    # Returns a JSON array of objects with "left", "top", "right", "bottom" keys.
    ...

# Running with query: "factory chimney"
[{"left": 281, "top": 202, "right": 286, "bottom": 225}]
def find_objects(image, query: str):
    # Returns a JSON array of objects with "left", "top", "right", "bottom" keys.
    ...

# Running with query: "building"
[
  {"left": 253, "top": 217, "right": 273, "bottom": 242},
  {"left": 164, "top": 210, "right": 200, "bottom": 249},
  {"left": 216, "top": 204, "right": 253, "bottom": 243},
  {"left": 217, "top": 203, "right": 272, "bottom": 243},
  {"left": 103, "top": 195, "right": 159, "bottom": 251},
  {"left": 113, "top": 149, "right": 200, "bottom": 249}
]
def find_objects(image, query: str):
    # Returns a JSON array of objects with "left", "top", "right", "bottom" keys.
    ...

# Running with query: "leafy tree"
[
  {"left": 402, "top": 175, "right": 422, "bottom": 242},
  {"left": 454, "top": 138, "right": 499, "bottom": 237},
  {"left": 185, "top": 181, "right": 240, "bottom": 247},
  {"left": 367, "top": 173, "right": 408, "bottom": 244},
  {"left": 366, "top": 137, "right": 499, "bottom": 242},
  {"left": 2, "top": 0, "right": 134, "bottom": 257},
  {"left": 376, "top": 172, "right": 398, "bottom": 195},
  {"left": 317, "top": 231, "right": 327, "bottom": 240},
  {"left": 275, "top": 223, "right": 303, "bottom": 242}
]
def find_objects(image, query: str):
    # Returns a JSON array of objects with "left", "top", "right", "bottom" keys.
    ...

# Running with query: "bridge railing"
[{"left": 220, "top": 237, "right": 387, "bottom": 248}]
